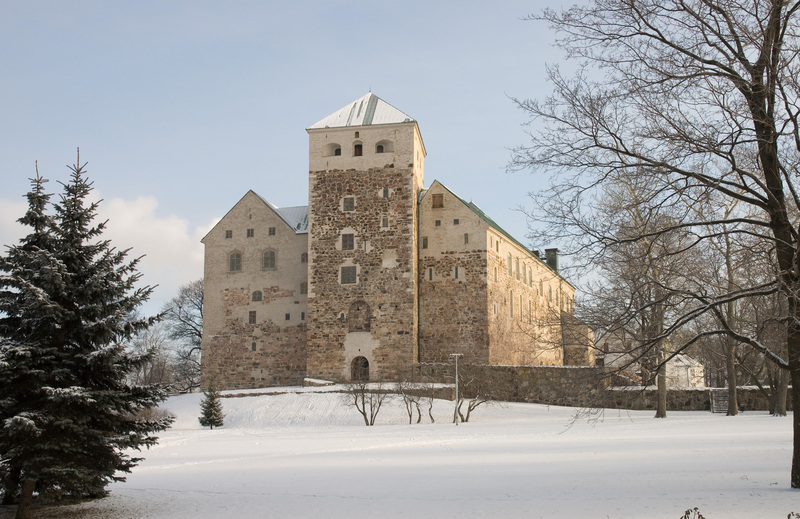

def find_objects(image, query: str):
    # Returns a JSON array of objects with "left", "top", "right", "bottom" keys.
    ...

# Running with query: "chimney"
[
  {"left": 545, "top": 248, "right": 559, "bottom": 273},
  {"left": 532, "top": 249, "right": 541, "bottom": 259}
]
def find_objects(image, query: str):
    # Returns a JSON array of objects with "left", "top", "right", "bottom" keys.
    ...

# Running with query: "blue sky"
[{"left": 1, "top": 1, "right": 567, "bottom": 314}]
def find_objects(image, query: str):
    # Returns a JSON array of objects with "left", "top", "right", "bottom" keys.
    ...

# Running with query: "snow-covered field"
[{"left": 4, "top": 387, "right": 797, "bottom": 518}]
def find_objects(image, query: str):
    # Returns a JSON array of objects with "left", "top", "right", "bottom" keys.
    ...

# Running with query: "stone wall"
[
  {"left": 414, "top": 363, "right": 792, "bottom": 412},
  {"left": 200, "top": 191, "right": 308, "bottom": 390},
  {"left": 604, "top": 386, "right": 793, "bottom": 412},
  {"left": 414, "top": 363, "right": 608, "bottom": 408},
  {"left": 306, "top": 121, "right": 423, "bottom": 382}
]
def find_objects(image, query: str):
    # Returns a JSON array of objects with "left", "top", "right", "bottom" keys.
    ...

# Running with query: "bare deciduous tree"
[
  {"left": 344, "top": 381, "right": 389, "bottom": 426},
  {"left": 513, "top": 0, "right": 800, "bottom": 486},
  {"left": 162, "top": 279, "right": 203, "bottom": 392}
]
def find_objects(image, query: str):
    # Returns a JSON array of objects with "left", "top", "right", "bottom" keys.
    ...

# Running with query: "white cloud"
[{"left": 0, "top": 194, "right": 217, "bottom": 316}]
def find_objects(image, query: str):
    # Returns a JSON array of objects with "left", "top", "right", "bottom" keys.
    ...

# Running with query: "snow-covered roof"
[
  {"left": 276, "top": 205, "right": 309, "bottom": 233},
  {"left": 308, "top": 93, "right": 415, "bottom": 129}
]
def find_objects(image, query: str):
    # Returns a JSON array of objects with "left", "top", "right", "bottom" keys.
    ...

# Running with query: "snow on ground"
[{"left": 3, "top": 387, "right": 796, "bottom": 519}]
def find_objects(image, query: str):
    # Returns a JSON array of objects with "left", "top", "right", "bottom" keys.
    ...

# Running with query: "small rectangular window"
[
  {"left": 285, "top": 313, "right": 291, "bottom": 321},
  {"left": 428, "top": 268, "right": 432, "bottom": 281},
  {"left": 301, "top": 312, "right": 306, "bottom": 320},
  {"left": 435, "top": 220, "right": 441, "bottom": 227},
  {"left": 300, "top": 282, "right": 308, "bottom": 294},
  {"left": 453, "top": 219, "right": 459, "bottom": 225},
  {"left": 381, "top": 216, "right": 389, "bottom": 228},
  {"left": 341, "top": 266, "right": 357, "bottom": 284},
  {"left": 464, "top": 233, "right": 469, "bottom": 245},
  {"left": 268, "top": 227, "right": 276, "bottom": 236},
  {"left": 383, "top": 187, "right": 389, "bottom": 198},
  {"left": 342, "top": 234, "right": 354, "bottom": 250},
  {"left": 432, "top": 194, "right": 444, "bottom": 208},
  {"left": 249, "top": 311, "right": 256, "bottom": 324},
  {"left": 225, "top": 230, "right": 232, "bottom": 239},
  {"left": 422, "top": 237, "right": 428, "bottom": 249},
  {"left": 354, "top": 144, "right": 363, "bottom": 156},
  {"left": 343, "top": 197, "right": 355, "bottom": 211},
  {"left": 454, "top": 266, "right": 459, "bottom": 280},
  {"left": 251, "top": 342, "right": 257, "bottom": 351},
  {"left": 247, "top": 228, "right": 254, "bottom": 238}
]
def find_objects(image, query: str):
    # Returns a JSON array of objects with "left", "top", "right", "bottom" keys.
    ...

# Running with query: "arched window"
[
  {"left": 352, "top": 357, "right": 369, "bottom": 381},
  {"left": 376, "top": 140, "right": 393, "bottom": 153},
  {"left": 326, "top": 143, "right": 342, "bottom": 157},
  {"left": 229, "top": 253, "right": 241, "bottom": 272},
  {"left": 348, "top": 300, "right": 371, "bottom": 332},
  {"left": 252, "top": 291, "right": 262, "bottom": 302},
  {"left": 263, "top": 250, "right": 276, "bottom": 270}
]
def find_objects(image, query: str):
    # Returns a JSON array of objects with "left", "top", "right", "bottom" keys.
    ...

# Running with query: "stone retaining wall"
[{"left": 414, "top": 363, "right": 792, "bottom": 412}]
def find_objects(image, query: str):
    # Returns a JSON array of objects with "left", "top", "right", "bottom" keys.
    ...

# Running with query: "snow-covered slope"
[{"left": 4, "top": 388, "right": 795, "bottom": 519}]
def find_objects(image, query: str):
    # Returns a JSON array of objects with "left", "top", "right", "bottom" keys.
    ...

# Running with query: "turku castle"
[{"left": 200, "top": 93, "right": 593, "bottom": 390}]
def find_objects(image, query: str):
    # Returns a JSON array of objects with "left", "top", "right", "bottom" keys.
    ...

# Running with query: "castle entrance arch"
[
  {"left": 348, "top": 300, "right": 371, "bottom": 332},
  {"left": 352, "top": 356, "right": 369, "bottom": 381}
]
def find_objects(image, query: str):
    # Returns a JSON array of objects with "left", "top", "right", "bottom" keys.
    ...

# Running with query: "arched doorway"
[
  {"left": 348, "top": 301, "right": 371, "bottom": 332},
  {"left": 351, "top": 356, "right": 369, "bottom": 381}
]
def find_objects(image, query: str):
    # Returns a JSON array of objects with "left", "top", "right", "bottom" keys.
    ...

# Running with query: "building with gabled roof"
[{"left": 200, "top": 93, "right": 593, "bottom": 390}]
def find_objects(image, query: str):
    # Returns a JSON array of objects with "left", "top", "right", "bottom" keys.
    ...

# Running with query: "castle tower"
[{"left": 305, "top": 93, "right": 425, "bottom": 381}]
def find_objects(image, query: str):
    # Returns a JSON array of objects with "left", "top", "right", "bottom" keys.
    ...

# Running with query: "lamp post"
[{"left": 449, "top": 353, "right": 463, "bottom": 425}]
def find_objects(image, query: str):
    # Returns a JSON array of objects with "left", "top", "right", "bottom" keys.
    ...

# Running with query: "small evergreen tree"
[
  {"left": 0, "top": 154, "right": 173, "bottom": 517},
  {"left": 198, "top": 383, "right": 224, "bottom": 429}
]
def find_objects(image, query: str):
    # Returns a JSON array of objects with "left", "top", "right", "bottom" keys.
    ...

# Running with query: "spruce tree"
[
  {"left": 0, "top": 154, "right": 173, "bottom": 515},
  {"left": 198, "top": 383, "right": 224, "bottom": 429}
]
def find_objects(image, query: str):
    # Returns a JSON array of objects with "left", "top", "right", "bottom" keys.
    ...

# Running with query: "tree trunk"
[
  {"left": 789, "top": 320, "right": 800, "bottom": 488},
  {"left": 726, "top": 343, "right": 739, "bottom": 416},
  {"left": 1, "top": 466, "right": 21, "bottom": 505},
  {"left": 774, "top": 369, "right": 789, "bottom": 417},
  {"left": 655, "top": 362, "right": 667, "bottom": 418},
  {"left": 14, "top": 480, "right": 34, "bottom": 519},
  {"left": 655, "top": 341, "right": 667, "bottom": 418}
]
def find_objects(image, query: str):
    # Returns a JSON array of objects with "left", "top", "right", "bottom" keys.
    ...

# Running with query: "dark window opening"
[
  {"left": 285, "top": 313, "right": 291, "bottom": 321},
  {"left": 300, "top": 282, "right": 308, "bottom": 294},
  {"left": 225, "top": 230, "right": 232, "bottom": 239},
  {"left": 352, "top": 356, "right": 369, "bottom": 381},
  {"left": 251, "top": 342, "right": 257, "bottom": 352},
  {"left": 269, "top": 227, "right": 276, "bottom": 236},
  {"left": 334, "top": 147, "right": 342, "bottom": 156},
  {"left": 263, "top": 250, "right": 276, "bottom": 270},
  {"left": 247, "top": 228, "right": 254, "bottom": 238},
  {"left": 249, "top": 311, "right": 256, "bottom": 324},
  {"left": 252, "top": 291, "right": 262, "bottom": 302},
  {"left": 342, "top": 233, "right": 355, "bottom": 250},
  {"left": 422, "top": 237, "right": 428, "bottom": 249},
  {"left": 354, "top": 144, "right": 363, "bottom": 156},
  {"left": 343, "top": 197, "right": 354, "bottom": 211},
  {"left": 432, "top": 194, "right": 444, "bottom": 208},
  {"left": 301, "top": 252, "right": 308, "bottom": 263},
  {"left": 341, "top": 266, "right": 357, "bottom": 284},
  {"left": 230, "top": 253, "right": 242, "bottom": 272}
]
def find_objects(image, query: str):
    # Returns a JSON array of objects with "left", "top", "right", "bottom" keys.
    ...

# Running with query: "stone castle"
[{"left": 200, "top": 93, "right": 594, "bottom": 390}]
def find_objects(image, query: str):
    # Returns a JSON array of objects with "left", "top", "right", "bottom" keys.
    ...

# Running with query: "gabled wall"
[{"left": 201, "top": 191, "right": 308, "bottom": 389}]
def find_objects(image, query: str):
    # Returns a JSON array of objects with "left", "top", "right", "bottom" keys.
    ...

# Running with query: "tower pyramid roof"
[{"left": 308, "top": 93, "right": 415, "bottom": 129}]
